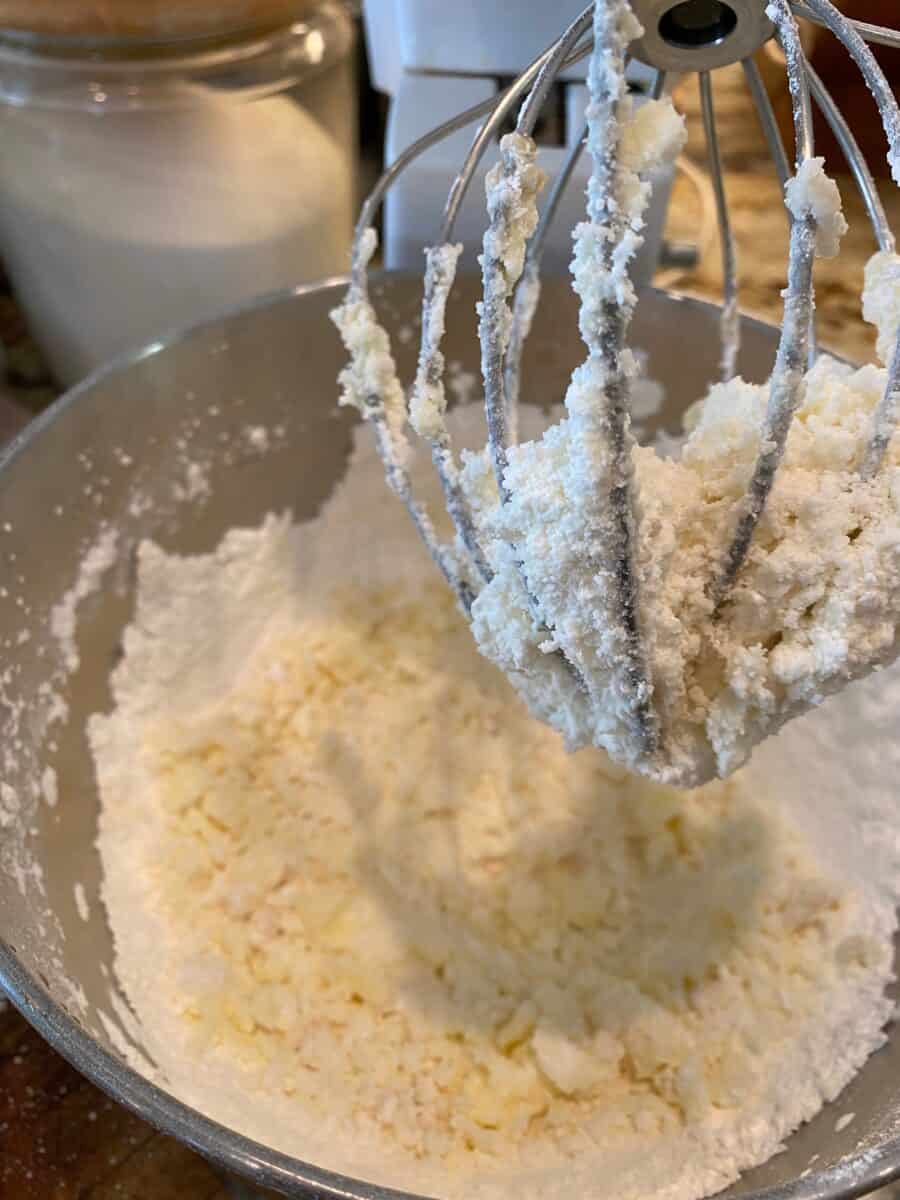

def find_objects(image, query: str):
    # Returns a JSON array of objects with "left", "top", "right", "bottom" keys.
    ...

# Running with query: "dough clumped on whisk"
[
  {"left": 331, "top": 0, "right": 900, "bottom": 790},
  {"left": 467, "top": 346, "right": 900, "bottom": 786},
  {"left": 461, "top": 75, "right": 899, "bottom": 786}
]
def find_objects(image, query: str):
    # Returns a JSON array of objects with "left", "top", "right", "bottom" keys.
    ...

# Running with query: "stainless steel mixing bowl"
[{"left": 0, "top": 274, "right": 898, "bottom": 1200}]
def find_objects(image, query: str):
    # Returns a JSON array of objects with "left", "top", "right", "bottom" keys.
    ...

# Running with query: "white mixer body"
[{"left": 362, "top": 0, "right": 675, "bottom": 279}]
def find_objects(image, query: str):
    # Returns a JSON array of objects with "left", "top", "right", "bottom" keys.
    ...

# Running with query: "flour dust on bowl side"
[{"left": 0, "top": 277, "right": 899, "bottom": 1200}]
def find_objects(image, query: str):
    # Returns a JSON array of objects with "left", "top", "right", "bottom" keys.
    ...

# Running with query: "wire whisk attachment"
[{"left": 333, "top": 0, "right": 900, "bottom": 787}]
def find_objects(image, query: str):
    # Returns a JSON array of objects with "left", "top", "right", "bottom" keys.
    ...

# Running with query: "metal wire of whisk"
[{"left": 333, "top": 0, "right": 900, "bottom": 764}]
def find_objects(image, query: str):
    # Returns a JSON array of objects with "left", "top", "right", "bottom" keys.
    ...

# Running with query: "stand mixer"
[
  {"left": 363, "top": 0, "right": 671, "bottom": 277},
  {"left": 2, "top": 4, "right": 900, "bottom": 1200}
]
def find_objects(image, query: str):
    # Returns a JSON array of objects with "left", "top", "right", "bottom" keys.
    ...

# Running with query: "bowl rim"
[{"left": 1, "top": 273, "right": 896, "bottom": 1200}]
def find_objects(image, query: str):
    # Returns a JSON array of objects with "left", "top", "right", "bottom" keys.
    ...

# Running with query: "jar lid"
[
  {"left": 0, "top": 0, "right": 353, "bottom": 110},
  {"left": 0, "top": 1, "right": 318, "bottom": 42}
]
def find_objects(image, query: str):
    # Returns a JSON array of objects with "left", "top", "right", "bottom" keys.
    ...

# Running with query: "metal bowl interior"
[{"left": 0, "top": 273, "right": 898, "bottom": 1200}]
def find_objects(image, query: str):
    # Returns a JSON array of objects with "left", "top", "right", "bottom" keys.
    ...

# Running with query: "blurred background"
[{"left": 0, "top": 0, "right": 894, "bottom": 424}]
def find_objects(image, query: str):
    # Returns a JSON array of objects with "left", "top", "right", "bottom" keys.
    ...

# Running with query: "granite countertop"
[
  {"left": 1, "top": 62, "right": 897, "bottom": 1200},
  {"left": 666, "top": 59, "right": 899, "bottom": 366}
]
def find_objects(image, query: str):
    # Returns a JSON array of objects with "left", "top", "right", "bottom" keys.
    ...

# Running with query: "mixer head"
[
  {"left": 629, "top": 0, "right": 774, "bottom": 72},
  {"left": 332, "top": 0, "right": 900, "bottom": 783}
]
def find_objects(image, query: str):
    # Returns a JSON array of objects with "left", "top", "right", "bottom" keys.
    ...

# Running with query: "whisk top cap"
[{"left": 630, "top": 0, "right": 774, "bottom": 71}]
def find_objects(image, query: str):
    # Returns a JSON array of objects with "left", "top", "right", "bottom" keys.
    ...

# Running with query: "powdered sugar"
[
  {"left": 50, "top": 526, "right": 118, "bottom": 673},
  {"left": 91, "top": 408, "right": 899, "bottom": 1200}
]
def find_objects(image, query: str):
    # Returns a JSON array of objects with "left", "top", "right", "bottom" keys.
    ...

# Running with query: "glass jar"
[{"left": 0, "top": 0, "right": 356, "bottom": 385}]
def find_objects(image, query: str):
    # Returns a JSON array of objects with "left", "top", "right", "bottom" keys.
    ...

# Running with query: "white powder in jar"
[{"left": 0, "top": 96, "right": 352, "bottom": 384}]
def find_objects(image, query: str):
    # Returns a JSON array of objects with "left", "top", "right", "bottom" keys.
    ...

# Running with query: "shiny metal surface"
[
  {"left": 0, "top": 274, "right": 898, "bottom": 1200},
  {"left": 630, "top": 0, "right": 774, "bottom": 73}
]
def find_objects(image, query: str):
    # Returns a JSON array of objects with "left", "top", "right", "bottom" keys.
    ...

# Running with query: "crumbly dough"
[
  {"left": 87, "top": 3, "right": 900, "bottom": 1194},
  {"left": 92, "top": 410, "right": 897, "bottom": 1200},
  {"left": 784, "top": 158, "right": 848, "bottom": 259},
  {"left": 468, "top": 351, "right": 900, "bottom": 786},
  {"left": 864, "top": 250, "right": 900, "bottom": 366},
  {"left": 464, "top": 13, "right": 896, "bottom": 787}
]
